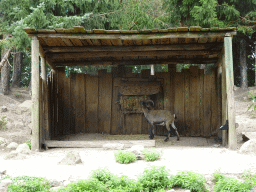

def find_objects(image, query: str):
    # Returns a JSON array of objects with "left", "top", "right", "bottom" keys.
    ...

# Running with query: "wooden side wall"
[{"left": 46, "top": 66, "right": 219, "bottom": 138}]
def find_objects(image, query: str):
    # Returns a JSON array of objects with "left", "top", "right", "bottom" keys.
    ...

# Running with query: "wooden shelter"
[{"left": 24, "top": 26, "right": 237, "bottom": 151}]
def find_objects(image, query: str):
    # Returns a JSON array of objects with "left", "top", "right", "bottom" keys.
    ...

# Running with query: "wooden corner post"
[
  {"left": 32, "top": 36, "right": 40, "bottom": 151},
  {"left": 224, "top": 33, "right": 237, "bottom": 150}
]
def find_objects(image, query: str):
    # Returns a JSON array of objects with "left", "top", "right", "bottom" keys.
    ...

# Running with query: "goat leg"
[
  {"left": 149, "top": 124, "right": 155, "bottom": 139},
  {"left": 171, "top": 122, "right": 180, "bottom": 141}
]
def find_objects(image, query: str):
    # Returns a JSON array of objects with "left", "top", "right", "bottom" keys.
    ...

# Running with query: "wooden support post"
[
  {"left": 41, "top": 57, "right": 46, "bottom": 80},
  {"left": 31, "top": 36, "right": 40, "bottom": 151},
  {"left": 224, "top": 34, "right": 237, "bottom": 150}
]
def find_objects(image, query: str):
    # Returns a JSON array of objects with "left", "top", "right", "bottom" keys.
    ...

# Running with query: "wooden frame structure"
[{"left": 25, "top": 26, "right": 237, "bottom": 151}]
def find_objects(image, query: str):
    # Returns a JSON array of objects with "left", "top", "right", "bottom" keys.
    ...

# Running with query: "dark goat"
[{"left": 141, "top": 100, "right": 180, "bottom": 142}]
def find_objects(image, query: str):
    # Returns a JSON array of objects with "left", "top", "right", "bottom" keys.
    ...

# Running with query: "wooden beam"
[
  {"left": 31, "top": 36, "right": 40, "bottom": 151},
  {"left": 53, "top": 58, "right": 218, "bottom": 66},
  {"left": 36, "top": 31, "right": 237, "bottom": 40},
  {"left": 224, "top": 33, "right": 237, "bottom": 150},
  {"left": 43, "top": 43, "right": 223, "bottom": 53},
  {"left": 44, "top": 140, "right": 155, "bottom": 148},
  {"left": 47, "top": 50, "right": 219, "bottom": 60}
]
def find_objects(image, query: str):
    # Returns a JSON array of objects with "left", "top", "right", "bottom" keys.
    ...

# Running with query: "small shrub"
[
  {"left": 114, "top": 150, "right": 137, "bottom": 164},
  {"left": 0, "top": 116, "right": 8, "bottom": 130},
  {"left": 6, "top": 176, "right": 50, "bottom": 192},
  {"left": 214, "top": 176, "right": 253, "bottom": 192},
  {"left": 212, "top": 170, "right": 225, "bottom": 182},
  {"left": 170, "top": 171, "right": 208, "bottom": 192},
  {"left": 242, "top": 169, "right": 256, "bottom": 186},
  {"left": 246, "top": 91, "right": 256, "bottom": 117},
  {"left": 25, "top": 140, "right": 31, "bottom": 150},
  {"left": 13, "top": 92, "right": 22, "bottom": 98},
  {"left": 137, "top": 166, "right": 170, "bottom": 191},
  {"left": 90, "top": 168, "right": 115, "bottom": 184},
  {"left": 57, "top": 178, "right": 108, "bottom": 192},
  {"left": 142, "top": 148, "right": 162, "bottom": 161}
]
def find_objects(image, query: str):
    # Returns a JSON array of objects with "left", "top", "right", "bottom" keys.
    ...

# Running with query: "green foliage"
[
  {"left": 137, "top": 166, "right": 170, "bottom": 191},
  {"left": 246, "top": 91, "right": 256, "bottom": 117},
  {"left": 170, "top": 171, "right": 208, "bottom": 192},
  {"left": 57, "top": 178, "right": 108, "bottom": 192},
  {"left": 114, "top": 150, "right": 137, "bottom": 164},
  {"left": 25, "top": 140, "right": 31, "bottom": 150},
  {"left": 6, "top": 176, "right": 51, "bottom": 192},
  {"left": 212, "top": 170, "right": 256, "bottom": 192},
  {"left": 142, "top": 148, "right": 162, "bottom": 162},
  {"left": 90, "top": 168, "right": 115, "bottom": 184},
  {"left": 13, "top": 91, "right": 22, "bottom": 98},
  {"left": 0, "top": 116, "right": 8, "bottom": 130}
]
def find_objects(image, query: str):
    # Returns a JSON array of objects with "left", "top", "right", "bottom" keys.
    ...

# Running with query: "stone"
[
  {"left": 103, "top": 143, "right": 125, "bottom": 150},
  {"left": 14, "top": 121, "right": 24, "bottom": 129},
  {"left": 58, "top": 151, "right": 83, "bottom": 165},
  {"left": 1, "top": 106, "right": 7, "bottom": 112},
  {"left": 63, "top": 180, "right": 71, "bottom": 187},
  {"left": 239, "top": 139, "right": 256, "bottom": 154},
  {"left": 16, "top": 143, "right": 31, "bottom": 154},
  {"left": 7, "top": 142, "right": 19, "bottom": 149},
  {"left": 0, "top": 137, "right": 7, "bottom": 145},
  {"left": 4, "top": 151, "right": 27, "bottom": 160},
  {"left": 19, "top": 100, "right": 32, "bottom": 111},
  {"left": 49, "top": 179, "right": 63, "bottom": 187},
  {"left": 127, "top": 145, "right": 145, "bottom": 160},
  {"left": 0, "top": 179, "right": 13, "bottom": 192}
]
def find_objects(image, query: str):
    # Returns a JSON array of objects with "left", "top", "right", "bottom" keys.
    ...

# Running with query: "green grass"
[
  {"left": 13, "top": 92, "right": 22, "bottom": 98},
  {"left": 170, "top": 171, "right": 208, "bottom": 192},
  {"left": 114, "top": 150, "right": 137, "bottom": 164},
  {"left": 212, "top": 170, "right": 256, "bottom": 192},
  {"left": 25, "top": 140, "right": 31, "bottom": 150},
  {"left": 4, "top": 176, "right": 50, "bottom": 192},
  {"left": 137, "top": 166, "right": 171, "bottom": 191},
  {"left": 142, "top": 148, "right": 162, "bottom": 161},
  {"left": 0, "top": 116, "right": 8, "bottom": 130}
]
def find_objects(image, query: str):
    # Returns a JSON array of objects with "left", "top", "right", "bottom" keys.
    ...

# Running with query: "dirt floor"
[{"left": 0, "top": 86, "right": 256, "bottom": 191}]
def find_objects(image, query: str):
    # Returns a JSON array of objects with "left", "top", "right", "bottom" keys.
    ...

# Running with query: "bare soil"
[{"left": 0, "top": 86, "right": 256, "bottom": 192}]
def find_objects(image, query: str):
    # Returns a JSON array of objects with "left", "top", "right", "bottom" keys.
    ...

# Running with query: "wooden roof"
[{"left": 24, "top": 26, "right": 236, "bottom": 69}]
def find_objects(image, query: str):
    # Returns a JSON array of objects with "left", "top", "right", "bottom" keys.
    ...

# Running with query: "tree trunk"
[
  {"left": 11, "top": 51, "right": 22, "bottom": 88},
  {"left": 240, "top": 38, "right": 248, "bottom": 89},
  {"left": 1, "top": 49, "right": 10, "bottom": 95}
]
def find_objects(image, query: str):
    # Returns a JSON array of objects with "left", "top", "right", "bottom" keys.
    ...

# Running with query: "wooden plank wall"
[{"left": 46, "top": 66, "right": 219, "bottom": 138}]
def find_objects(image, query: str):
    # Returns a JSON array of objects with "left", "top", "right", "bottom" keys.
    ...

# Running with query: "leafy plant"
[
  {"left": 57, "top": 178, "right": 108, "bottom": 192},
  {"left": 90, "top": 168, "right": 115, "bottom": 184},
  {"left": 114, "top": 150, "right": 137, "bottom": 164},
  {"left": 25, "top": 140, "right": 31, "bottom": 150},
  {"left": 142, "top": 148, "right": 162, "bottom": 162},
  {"left": 6, "top": 176, "right": 50, "bottom": 192},
  {"left": 247, "top": 91, "right": 256, "bottom": 111},
  {"left": 0, "top": 116, "right": 8, "bottom": 130},
  {"left": 170, "top": 171, "right": 208, "bottom": 192},
  {"left": 13, "top": 91, "right": 22, "bottom": 98},
  {"left": 137, "top": 166, "right": 170, "bottom": 191}
]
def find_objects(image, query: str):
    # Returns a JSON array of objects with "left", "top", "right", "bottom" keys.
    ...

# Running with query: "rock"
[
  {"left": 0, "top": 137, "right": 7, "bottom": 145},
  {"left": 19, "top": 100, "right": 32, "bottom": 111},
  {"left": 239, "top": 139, "right": 256, "bottom": 154},
  {"left": 0, "top": 179, "right": 13, "bottom": 192},
  {"left": 1, "top": 106, "right": 7, "bottom": 112},
  {"left": 49, "top": 179, "right": 63, "bottom": 187},
  {"left": 127, "top": 145, "right": 145, "bottom": 160},
  {"left": 16, "top": 143, "right": 31, "bottom": 154},
  {"left": 7, "top": 142, "right": 19, "bottom": 149},
  {"left": 58, "top": 151, "right": 82, "bottom": 165},
  {"left": 63, "top": 180, "right": 71, "bottom": 187},
  {"left": 103, "top": 143, "right": 125, "bottom": 150},
  {"left": 4, "top": 151, "right": 27, "bottom": 160}
]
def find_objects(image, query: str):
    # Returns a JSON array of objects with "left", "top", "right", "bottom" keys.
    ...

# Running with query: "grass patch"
[
  {"left": 114, "top": 150, "right": 137, "bottom": 164},
  {"left": 25, "top": 140, "right": 31, "bottom": 150},
  {"left": 137, "top": 166, "right": 170, "bottom": 191},
  {"left": 13, "top": 92, "right": 22, "bottom": 98},
  {"left": 5, "top": 176, "right": 50, "bottom": 192},
  {"left": 0, "top": 116, "right": 8, "bottom": 130},
  {"left": 170, "top": 171, "right": 208, "bottom": 192},
  {"left": 142, "top": 148, "right": 162, "bottom": 161},
  {"left": 212, "top": 170, "right": 256, "bottom": 192}
]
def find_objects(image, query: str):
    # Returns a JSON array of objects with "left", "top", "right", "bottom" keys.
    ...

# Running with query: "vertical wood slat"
[
  {"left": 47, "top": 75, "right": 52, "bottom": 139},
  {"left": 211, "top": 68, "right": 218, "bottom": 134},
  {"left": 39, "top": 77, "right": 43, "bottom": 149},
  {"left": 203, "top": 74, "right": 212, "bottom": 136},
  {"left": 217, "top": 57, "right": 223, "bottom": 139},
  {"left": 57, "top": 68, "right": 65, "bottom": 136},
  {"left": 184, "top": 69, "right": 190, "bottom": 136},
  {"left": 52, "top": 70, "right": 57, "bottom": 138},
  {"left": 199, "top": 69, "right": 204, "bottom": 136},
  {"left": 189, "top": 66, "right": 200, "bottom": 136},
  {"left": 70, "top": 73, "right": 76, "bottom": 134},
  {"left": 174, "top": 71, "right": 185, "bottom": 136},
  {"left": 86, "top": 75, "right": 98, "bottom": 133},
  {"left": 77, "top": 74, "right": 86, "bottom": 133},
  {"left": 62, "top": 73, "right": 71, "bottom": 135},
  {"left": 98, "top": 70, "right": 112, "bottom": 134}
]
